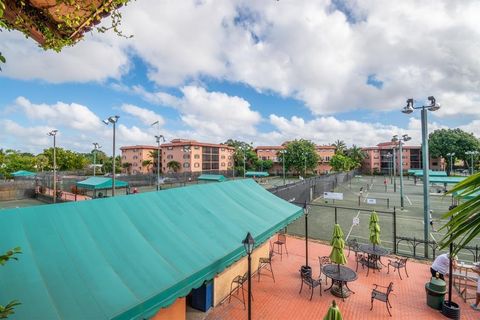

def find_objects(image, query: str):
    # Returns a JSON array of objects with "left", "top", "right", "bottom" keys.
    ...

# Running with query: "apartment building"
[
  {"left": 161, "top": 139, "right": 235, "bottom": 173},
  {"left": 254, "top": 144, "right": 336, "bottom": 175},
  {"left": 120, "top": 145, "right": 158, "bottom": 174},
  {"left": 362, "top": 142, "right": 445, "bottom": 175}
]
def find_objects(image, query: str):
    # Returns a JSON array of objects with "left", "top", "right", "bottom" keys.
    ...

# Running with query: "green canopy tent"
[
  {"left": 369, "top": 211, "right": 381, "bottom": 250},
  {"left": 0, "top": 179, "right": 303, "bottom": 320},
  {"left": 11, "top": 170, "right": 36, "bottom": 178},
  {"left": 329, "top": 224, "right": 347, "bottom": 272},
  {"left": 197, "top": 174, "right": 227, "bottom": 182},
  {"left": 245, "top": 171, "right": 269, "bottom": 177},
  {"left": 76, "top": 177, "right": 129, "bottom": 197},
  {"left": 413, "top": 171, "right": 447, "bottom": 177}
]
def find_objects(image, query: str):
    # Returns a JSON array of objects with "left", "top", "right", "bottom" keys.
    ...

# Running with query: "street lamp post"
[
  {"left": 155, "top": 135, "right": 165, "bottom": 191},
  {"left": 92, "top": 142, "right": 101, "bottom": 177},
  {"left": 465, "top": 151, "right": 479, "bottom": 175},
  {"left": 280, "top": 149, "right": 287, "bottom": 185},
  {"left": 392, "top": 146, "right": 397, "bottom": 192},
  {"left": 301, "top": 201, "right": 311, "bottom": 275},
  {"left": 402, "top": 96, "right": 440, "bottom": 258},
  {"left": 446, "top": 152, "right": 455, "bottom": 176},
  {"left": 103, "top": 115, "right": 119, "bottom": 196},
  {"left": 48, "top": 130, "right": 58, "bottom": 203},
  {"left": 242, "top": 232, "right": 255, "bottom": 320},
  {"left": 392, "top": 134, "right": 411, "bottom": 208}
]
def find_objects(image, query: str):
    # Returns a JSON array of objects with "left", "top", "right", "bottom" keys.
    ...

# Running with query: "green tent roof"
[
  {"left": 413, "top": 171, "right": 447, "bottom": 177},
  {"left": 0, "top": 180, "right": 302, "bottom": 320},
  {"left": 429, "top": 176, "right": 466, "bottom": 184},
  {"left": 76, "top": 177, "right": 129, "bottom": 190},
  {"left": 245, "top": 171, "right": 269, "bottom": 177},
  {"left": 452, "top": 189, "right": 480, "bottom": 200},
  {"left": 197, "top": 174, "right": 227, "bottom": 182},
  {"left": 11, "top": 170, "right": 36, "bottom": 177}
]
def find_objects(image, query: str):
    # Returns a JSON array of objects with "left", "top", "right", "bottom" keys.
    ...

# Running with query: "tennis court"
[
  {"left": 287, "top": 174, "right": 480, "bottom": 262},
  {"left": 0, "top": 198, "right": 46, "bottom": 209}
]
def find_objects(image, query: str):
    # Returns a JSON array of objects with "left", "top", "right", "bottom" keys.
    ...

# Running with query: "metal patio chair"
[
  {"left": 387, "top": 257, "right": 409, "bottom": 280},
  {"left": 370, "top": 282, "right": 394, "bottom": 317},
  {"left": 318, "top": 256, "right": 331, "bottom": 285},
  {"left": 228, "top": 272, "right": 254, "bottom": 309},
  {"left": 258, "top": 242, "right": 275, "bottom": 282},
  {"left": 299, "top": 269, "right": 322, "bottom": 300},
  {"left": 273, "top": 233, "right": 288, "bottom": 260}
]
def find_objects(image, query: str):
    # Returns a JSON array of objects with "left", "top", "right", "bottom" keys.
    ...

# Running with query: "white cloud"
[
  {"left": 0, "top": 31, "right": 129, "bottom": 83},
  {"left": 14, "top": 97, "right": 102, "bottom": 131},
  {"left": 136, "top": 85, "right": 262, "bottom": 141},
  {"left": 0, "top": 120, "right": 53, "bottom": 151},
  {"left": 120, "top": 104, "right": 165, "bottom": 126}
]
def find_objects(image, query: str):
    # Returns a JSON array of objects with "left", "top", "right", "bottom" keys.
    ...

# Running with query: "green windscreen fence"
[
  {"left": 245, "top": 171, "right": 269, "bottom": 177},
  {"left": 0, "top": 179, "right": 302, "bottom": 320},
  {"left": 197, "top": 174, "right": 227, "bottom": 182}
]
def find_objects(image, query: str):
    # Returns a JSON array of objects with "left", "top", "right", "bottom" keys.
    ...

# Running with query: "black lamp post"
[
  {"left": 242, "top": 232, "right": 255, "bottom": 320},
  {"left": 301, "top": 201, "right": 311, "bottom": 276}
]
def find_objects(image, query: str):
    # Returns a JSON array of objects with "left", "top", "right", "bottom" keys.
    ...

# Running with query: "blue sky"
[{"left": 1, "top": 0, "right": 479, "bottom": 154}]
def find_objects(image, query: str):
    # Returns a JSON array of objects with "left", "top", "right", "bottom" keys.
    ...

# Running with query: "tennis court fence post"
[
  {"left": 393, "top": 206, "right": 397, "bottom": 255},
  {"left": 334, "top": 207, "right": 337, "bottom": 224},
  {"left": 387, "top": 198, "right": 390, "bottom": 209}
]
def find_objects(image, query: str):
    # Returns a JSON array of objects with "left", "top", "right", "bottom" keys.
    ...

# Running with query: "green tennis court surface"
[
  {"left": 287, "top": 175, "right": 480, "bottom": 262},
  {"left": 0, "top": 198, "right": 46, "bottom": 209}
]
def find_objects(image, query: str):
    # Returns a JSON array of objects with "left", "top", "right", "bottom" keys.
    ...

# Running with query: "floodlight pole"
[
  {"left": 402, "top": 96, "right": 440, "bottom": 259},
  {"left": 155, "top": 135, "right": 165, "bottom": 191},
  {"left": 93, "top": 142, "right": 101, "bottom": 177},
  {"left": 48, "top": 130, "right": 58, "bottom": 203},
  {"left": 393, "top": 145, "right": 397, "bottom": 192},
  {"left": 399, "top": 140, "right": 404, "bottom": 208},
  {"left": 103, "top": 116, "right": 119, "bottom": 196},
  {"left": 282, "top": 150, "right": 286, "bottom": 185}
]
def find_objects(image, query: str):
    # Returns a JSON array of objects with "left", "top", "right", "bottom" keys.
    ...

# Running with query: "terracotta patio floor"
[{"left": 206, "top": 236, "right": 478, "bottom": 320}]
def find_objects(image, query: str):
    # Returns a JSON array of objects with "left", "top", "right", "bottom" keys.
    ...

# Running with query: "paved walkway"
[{"left": 207, "top": 236, "right": 478, "bottom": 320}]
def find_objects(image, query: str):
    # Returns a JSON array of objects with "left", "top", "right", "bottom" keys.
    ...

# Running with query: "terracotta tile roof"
[{"left": 120, "top": 145, "right": 157, "bottom": 150}]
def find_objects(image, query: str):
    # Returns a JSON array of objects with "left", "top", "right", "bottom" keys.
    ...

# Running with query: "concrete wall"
[
  {"left": 0, "top": 181, "right": 35, "bottom": 201},
  {"left": 213, "top": 240, "right": 269, "bottom": 306},
  {"left": 152, "top": 297, "right": 185, "bottom": 320}
]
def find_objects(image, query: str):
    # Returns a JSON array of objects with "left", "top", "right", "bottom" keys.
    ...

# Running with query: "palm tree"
[
  {"left": 167, "top": 160, "right": 181, "bottom": 173},
  {"left": 142, "top": 160, "right": 153, "bottom": 173},
  {"left": 122, "top": 162, "right": 132, "bottom": 175},
  {"left": 440, "top": 172, "right": 480, "bottom": 254},
  {"left": 332, "top": 140, "right": 347, "bottom": 155},
  {"left": 346, "top": 145, "right": 366, "bottom": 165}
]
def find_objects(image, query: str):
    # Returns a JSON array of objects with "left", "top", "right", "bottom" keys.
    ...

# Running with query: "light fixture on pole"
[
  {"left": 465, "top": 151, "right": 479, "bottom": 175},
  {"left": 280, "top": 149, "right": 287, "bottom": 185},
  {"left": 103, "top": 115, "right": 119, "bottom": 196},
  {"left": 300, "top": 201, "right": 311, "bottom": 276},
  {"left": 154, "top": 135, "right": 165, "bottom": 191},
  {"left": 48, "top": 130, "right": 58, "bottom": 203},
  {"left": 401, "top": 96, "right": 440, "bottom": 258},
  {"left": 446, "top": 152, "right": 455, "bottom": 176},
  {"left": 242, "top": 232, "right": 255, "bottom": 320},
  {"left": 392, "top": 134, "right": 411, "bottom": 208},
  {"left": 92, "top": 142, "right": 101, "bottom": 177}
]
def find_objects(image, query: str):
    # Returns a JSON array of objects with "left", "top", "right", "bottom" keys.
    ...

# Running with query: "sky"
[{"left": 1, "top": 0, "right": 480, "bottom": 155}]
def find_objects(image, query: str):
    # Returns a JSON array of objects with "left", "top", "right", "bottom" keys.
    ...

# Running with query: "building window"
[
  {"left": 228, "top": 162, "right": 232, "bottom": 166},
  {"left": 167, "top": 147, "right": 173, "bottom": 150},
  {"left": 194, "top": 146, "right": 200, "bottom": 150},
  {"left": 221, "top": 155, "right": 226, "bottom": 159},
  {"left": 167, "top": 155, "right": 173, "bottom": 159},
  {"left": 221, "top": 148, "right": 225, "bottom": 151},
  {"left": 202, "top": 147, "right": 220, "bottom": 171},
  {"left": 194, "top": 163, "right": 200, "bottom": 168},
  {"left": 228, "top": 156, "right": 232, "bottom": 159},
  {"left": 183, "top": 162, "right": 190, "bottom": 168},
  {"left": 183, "top": 154, "right": 190, "bottom": 159},
  {"left": 194, "top": 154, "right": 200, "bottom": 159},
  {"left": 221, "top": 162, "right": 225, "bottom": 167}
]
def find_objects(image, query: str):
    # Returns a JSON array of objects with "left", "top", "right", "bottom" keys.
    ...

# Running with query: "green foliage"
[
  {"left": 332, "top": 139, "right": 347, "bottom": 155},
  {"left": 41, "top": 147, "right": 90, "bottom": 171},
  {"left": 281, "top": 139, "right": 319, "bottom": 175},
  {"left": 0, "top": 149, "right": 36, "bottom": 178},
  {"left": 439, "top": 172, "right": 480, "bottom": 254},
  {"left": 256, "top": 159, "right": 273, "bottom": 171},
  {"left": 0, "top": 247, "right": 21, "bottom": 319},
  {"left": 224, "top": 139, "right": 258, "bottom": 171},
  {"left": 429, "top": 129, "right": 480, "bottom": 173},
  {"left": 329, "top": 154, "right": 357, "bottom": 172},
  {"left": 345, "top": 145, "right": 366, "bottom": 164},
  {"left": 103, "top": 156, "right": 121, "bottom": 174},
  {"left": 0, "top": 0, "right": 4, "bottom": 71},
  {"left": 167, "top": 160, "right": 181, "bottom": 173}
]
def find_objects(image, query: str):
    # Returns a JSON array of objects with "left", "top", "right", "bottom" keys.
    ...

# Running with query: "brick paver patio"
[{"left": 207, "top": 236, "right": 478, "bottom": 320}]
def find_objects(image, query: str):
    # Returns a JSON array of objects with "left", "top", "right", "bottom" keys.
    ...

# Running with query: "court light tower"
[
  {"left": 155, "top": 135, "right": 165, "bottom": 191},
  {"left": 392, "top": 134, "right": 411, "bottom": 208},
  {"left": 103, "top": 115, "right": 119, "bottom": 196},
  {"left": 48, "top": 130, "right": 58, "bottom": 203},
  {"left": 401, "top": 96, "right": 441, "bottom": 259},
  {"left": 446, "top": 152, "right": 455, "bottom": 176},
  {"left": 465, "top": 151, "right": 479, "bottom": 175},
  {"left": 392, "top": 144, "right": 397, "bottom": 192},
  {"left": 385, "top": 153, "right": 392, "bottom": 179},
  {"left": 92, "top": 143, "right": 101, "bottom": 177}
]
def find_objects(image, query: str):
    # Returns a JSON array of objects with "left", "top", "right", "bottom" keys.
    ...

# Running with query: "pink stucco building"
[
  {"left": 254, "top": 144, "right": 336, "bottom": 174},
  {"left": 161, "top": 139, "right": 235, "bottom": 173},
  {"left": 120, "top": 145, "right": 158, "bottom": 174},
  {"left": 361, "top": 142, "right": 445, "bottom": 175}
]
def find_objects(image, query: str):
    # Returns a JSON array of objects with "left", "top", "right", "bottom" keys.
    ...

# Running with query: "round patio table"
[
  {"left": 358, "top": 244, "right": 390, "bottom": 273},
  {"left": 322, "top": 264, "right": 358, "bottom": 301}
]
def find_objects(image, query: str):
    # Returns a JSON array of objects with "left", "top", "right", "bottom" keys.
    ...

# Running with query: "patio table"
[
  {"left": 358, "top": 244, "right": 390, "bottom": 273},
  {"left": 322, "top": 264, "right": 358, "bottom": 301}
]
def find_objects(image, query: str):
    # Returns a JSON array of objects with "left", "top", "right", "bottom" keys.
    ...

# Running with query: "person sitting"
[
  {"left": 431, "top": 253, "right": 457, "bottom": 280},
  {"left": 470, "top": 264, "right": 480, "bottom": 311}
]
